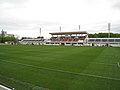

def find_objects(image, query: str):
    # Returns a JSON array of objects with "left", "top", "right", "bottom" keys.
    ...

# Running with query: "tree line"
[
  {"left": 88, "top": 33, "right": 120, "bottom": 38},
  {"left": 0, "top": 36, "right": 17, "bottom": 43},
  {"left": 1, "top": 33, "right": 120, "bottom": 43}
]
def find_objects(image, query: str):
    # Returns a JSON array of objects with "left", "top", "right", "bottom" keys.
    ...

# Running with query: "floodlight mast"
[
  {"left": 40, "top": 27, "right": 41, "bottom": 37},
  {"left": 108, "top": 23, "right": 111, "bottom": 38},
  {"left": 79, "top": 25, "right": 80, "bottom": 31},
  {"left": 60, "top": 26, "right": 61, "bottom": 32}
]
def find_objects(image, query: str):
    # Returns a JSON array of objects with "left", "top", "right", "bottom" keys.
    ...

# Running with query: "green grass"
[{"left": 0, "top": 45, "right": 120, "bottom": 90}]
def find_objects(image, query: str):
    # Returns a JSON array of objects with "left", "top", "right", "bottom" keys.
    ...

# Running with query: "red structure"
[{"left": 48, "top": 31, "right": 88, "bottom": 45}]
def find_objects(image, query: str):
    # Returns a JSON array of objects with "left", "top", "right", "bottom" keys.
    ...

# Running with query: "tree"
[
  {"left": 21, "top": 37, "right": 32, "bottom": 40},
  {"left": 88, "top": 33, "right": 120, "bottom": 38},
  {"left": 37, "top": 36, "right": 44, "bottom": 39},
  {"left": 0, "top": 36, "right": 15, "bottom": 43},
  {"left": 1, "top": 30, "right": 4, "bottom": 43}
]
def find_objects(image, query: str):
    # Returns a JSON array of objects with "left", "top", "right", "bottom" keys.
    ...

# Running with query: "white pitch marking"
[
  {"left": 92, "top": 62, "right": 116, "bottom": 66},
  {"left": 117, "top": 62, "right": 120, "bottom": 67},
  {"left": 1, "top": 59, "right": 120, "bottom": 81}
]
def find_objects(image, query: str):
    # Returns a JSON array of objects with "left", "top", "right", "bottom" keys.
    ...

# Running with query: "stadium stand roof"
[{"left": 49, "top": 31, "right": 88, "bottom": 35}]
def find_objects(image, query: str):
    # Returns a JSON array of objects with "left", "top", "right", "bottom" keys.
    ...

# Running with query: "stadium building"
[
  {"left": 85, "top": 38, "right": 120, "bottom": 47},
  {"left": 46, "top": 31, "right": 88, "bottom": 46},
  {"left": 20, "top": 38, "right": 44, "bottom": 45},
  {"left": 20, "top": 31, "right": 120, "bottom": 47},
  {"left": 0, "top": 30, "right": 14, "bottom": 37}
]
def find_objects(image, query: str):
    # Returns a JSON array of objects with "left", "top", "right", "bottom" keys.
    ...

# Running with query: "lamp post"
[{"left": 108, "top": 23, "right": 111, "bottom": 38}]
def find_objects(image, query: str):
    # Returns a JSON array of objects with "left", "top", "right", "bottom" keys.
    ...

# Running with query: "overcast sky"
[{"left": 0, "top": 0, "right": 120, "bottom": 38}]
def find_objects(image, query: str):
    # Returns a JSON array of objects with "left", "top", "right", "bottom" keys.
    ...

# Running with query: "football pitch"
[{"left": 0, "top": 45, "right": 120, "bottom": 90}]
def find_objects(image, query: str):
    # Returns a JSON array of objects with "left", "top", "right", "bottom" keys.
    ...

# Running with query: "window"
[
  {"left": 108, "top": 39, "right": 114, "bottom": 42},
  {"left": 88, "top": 39, "right": 95, "bottom": 42},
  {"left": 95, "top": 39, "right": 101, "bottom": 42},
  {"left": 115, "top": 39, "right": 120, "bottom": 42},
  {"left": 102, "top": 39, "right": 108, "bottom": 42}
]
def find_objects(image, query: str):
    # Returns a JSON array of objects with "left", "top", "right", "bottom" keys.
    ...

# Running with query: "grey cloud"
[
  {"left": 111, "top": 27, "right": 120, "bottom": 33},
  {"left": 0, "top": 0, "right": 28, "bottom": 4},
  {"left": 0, "top": 0, "right": 28, "bottom": 10},
  {"left": 109, "top": 22, "right": 120, "bottom": 33},
  {"left": 0, "top": 18, "right": 60, "bottom": 31},
  {"left": 112, "top": 0, "right": 120, "bottom": 9},
  {"left": 114, "top": 3, "right": 120, "bottom": 9}
]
